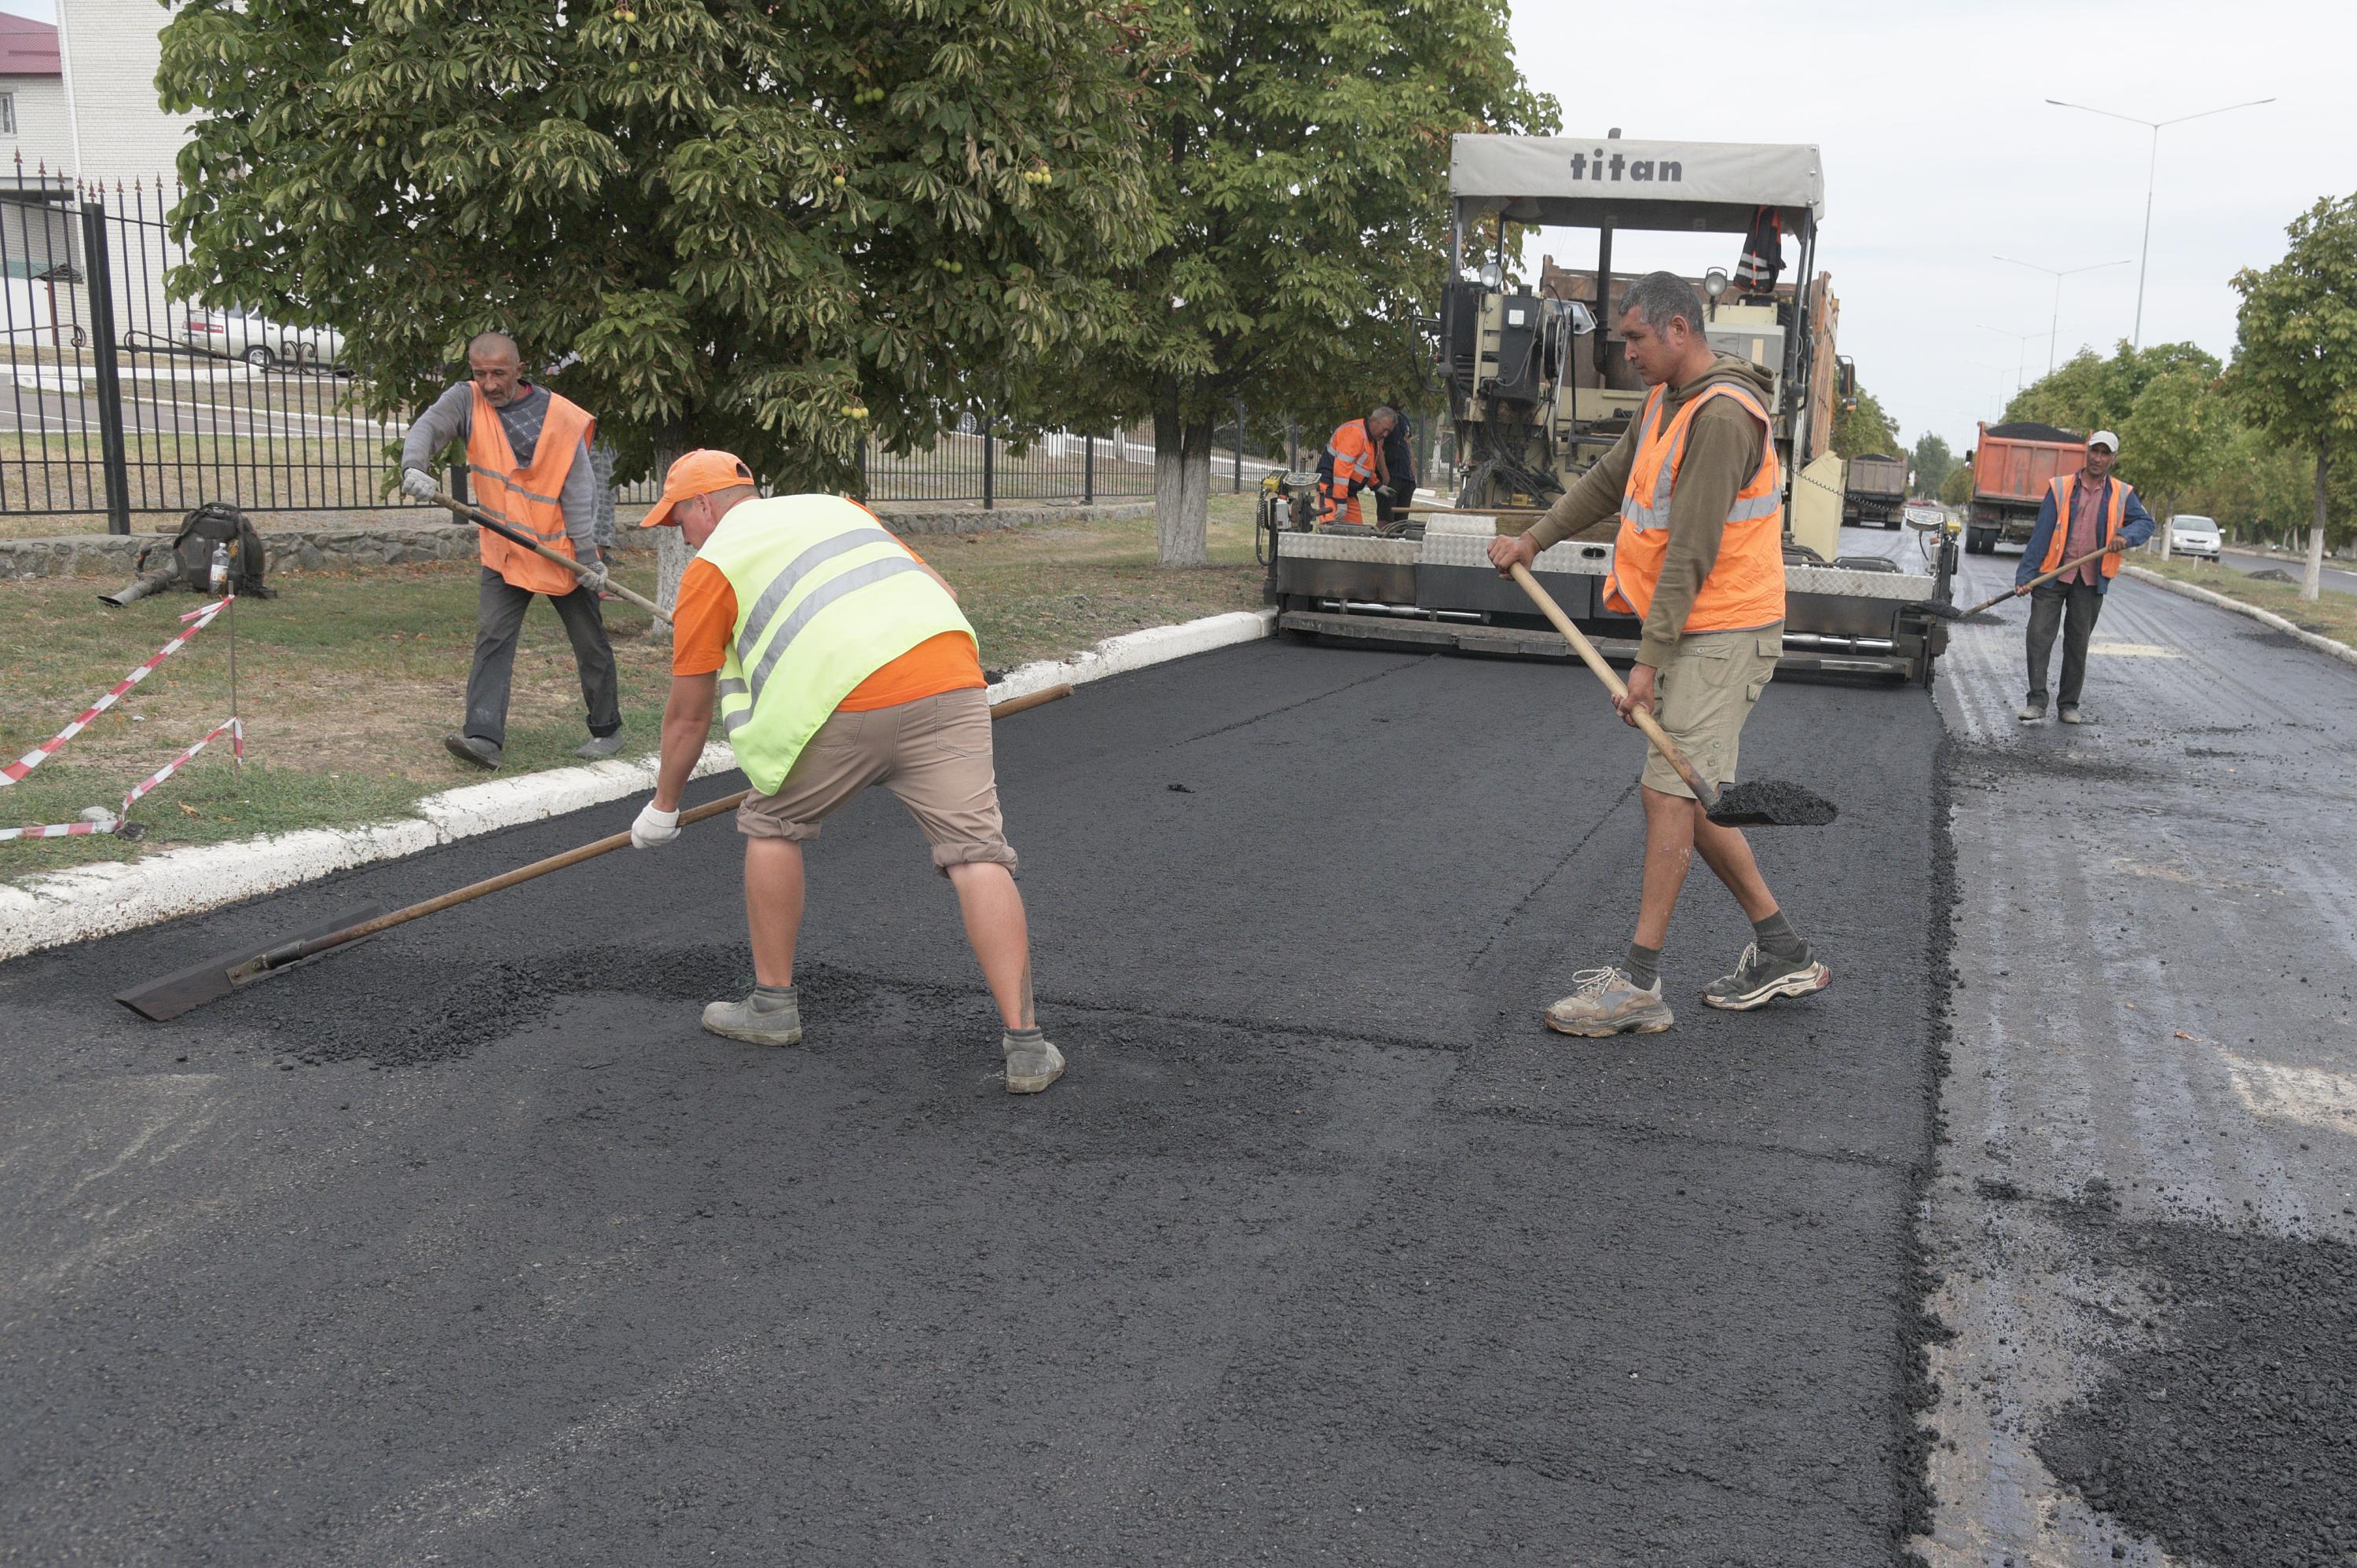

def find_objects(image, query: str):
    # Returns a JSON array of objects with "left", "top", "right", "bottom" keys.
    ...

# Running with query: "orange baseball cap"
[{"left": 640, "top": 449, "right": 756, "bottom": 527}]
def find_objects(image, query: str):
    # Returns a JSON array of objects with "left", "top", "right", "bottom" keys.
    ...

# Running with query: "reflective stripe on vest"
[
  {"left": 2041, "top": 473, "right": 2132, "bottom": 579},
  {"left": 1601, "top": 383, "right": 1787, "bottom": 633},
  {"left": 697, "top": 496, "right": 977, "bottom": 795},
  {"left": 466, "top": 386, "right": 594, "bottom": 595}
]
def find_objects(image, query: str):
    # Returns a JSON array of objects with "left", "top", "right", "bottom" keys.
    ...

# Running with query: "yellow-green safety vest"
[{"left": 699, "top": 495, "right": 977, "bottom": 793}]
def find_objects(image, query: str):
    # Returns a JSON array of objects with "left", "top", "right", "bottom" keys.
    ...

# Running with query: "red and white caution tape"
[
  {"left": 119, "top": 716, "right": 242, "bottom": 812},
  {"left": 1, "top": 716, "right": 244, "bottom": 843},
  {"left": 0, "top": 595, "right": 232, "bottom": 788},
  {"left": 0, "top": 816, "right": 118, "bottom": 842}
]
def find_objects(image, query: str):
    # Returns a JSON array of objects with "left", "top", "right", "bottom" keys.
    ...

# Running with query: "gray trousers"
[
  {"left": 2025, "top": 578, "right": 2104, "bottom": 708},
  {"left": 464, "top": 567, "right": 621, "bottom": 746}
]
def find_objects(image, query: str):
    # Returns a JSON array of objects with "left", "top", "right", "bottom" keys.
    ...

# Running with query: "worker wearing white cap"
[{"left": 2013, "top": 430, "right": 2155, "bottom": 724}]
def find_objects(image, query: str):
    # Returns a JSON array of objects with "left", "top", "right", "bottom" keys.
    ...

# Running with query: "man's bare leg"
[
  {"left": 744, "top": 837, "right": 805, "bottom": 987},
  {"left": 945, "top": 861, "right": 1032, "bottom": 1029},
  {"left": 1691, "top": 815, "right": 1780, "bottom": 922},
  {"left": 1633, "top": 784, "right": 1702, "bottom": 948}
]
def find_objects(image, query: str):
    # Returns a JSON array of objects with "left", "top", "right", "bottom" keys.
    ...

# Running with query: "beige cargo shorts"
[
  {"left": 1639, "top": 624, "right": 1783, "bottom": 800},
  {"left": 736, "top": 686, "right": 1016, "bottom": 872}
]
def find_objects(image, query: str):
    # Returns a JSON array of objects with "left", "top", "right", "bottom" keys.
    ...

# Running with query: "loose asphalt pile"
[
  {"left": 2036, "top": 1211, "right": 2357, "bottom": 1566},
  {"left": 2, "top": 641, "right": 1946, "bottom": 1565}
]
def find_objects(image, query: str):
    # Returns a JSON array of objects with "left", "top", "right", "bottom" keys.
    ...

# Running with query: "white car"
[
  {"left": 179, "top": 308, "right": 345, "bottom": 371},
  {"left": 2167, "top": 514, "right": 2221, "bottom": 562}
]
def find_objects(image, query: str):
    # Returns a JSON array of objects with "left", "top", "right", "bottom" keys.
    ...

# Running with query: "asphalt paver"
[{"left": 3, "top": 639, "right": 1944, "bottom": 1565}]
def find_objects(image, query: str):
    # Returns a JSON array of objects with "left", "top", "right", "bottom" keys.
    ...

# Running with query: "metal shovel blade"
[
  {"left": 1704, "top": 781, "right": 1838, "bottom": 829},
  {"left": 115, "top": 903, "right": 386, "bottom": 1021}
]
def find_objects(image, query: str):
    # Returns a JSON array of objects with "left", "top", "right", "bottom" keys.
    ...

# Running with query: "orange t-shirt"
[{"left": 669, "top": 541, "right": 983, "bottom": 710}]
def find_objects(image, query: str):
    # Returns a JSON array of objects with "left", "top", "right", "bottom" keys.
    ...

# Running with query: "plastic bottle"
[{"left": 209, "top": 540, "right": 230, "bottom": 593}]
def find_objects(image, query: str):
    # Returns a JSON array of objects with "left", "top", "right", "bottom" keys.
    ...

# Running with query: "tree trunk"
[
  {"left": 2304, "top": 447, "right": 2329, "bottom": 603},
  {"left": 1154, "top": 388, "right": 1214, "bottom": 568},
  {"left": 653, "top": 524, "right": 693, "bottom": 643}
]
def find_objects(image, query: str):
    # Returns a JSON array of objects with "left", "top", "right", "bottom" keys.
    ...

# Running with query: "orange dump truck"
[{"left": 1964, "top": 421, "right": 2085, "bottom": 555}]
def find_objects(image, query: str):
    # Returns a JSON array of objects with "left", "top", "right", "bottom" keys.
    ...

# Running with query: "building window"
[{"left": 0, "top": 94, "right": 15, "bottom": 136}]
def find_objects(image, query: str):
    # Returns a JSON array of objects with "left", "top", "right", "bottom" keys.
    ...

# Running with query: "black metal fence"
[{"left": 0, "top": 166, "right": 1194, "bottom": 531}]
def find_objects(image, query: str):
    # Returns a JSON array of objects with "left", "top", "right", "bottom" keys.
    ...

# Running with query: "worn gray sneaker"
[
  {"left": 575, "top": 733, "right": 625, "bottom": 760},
  {"left": 1702, "top": 943, "right": 1831, "bottom": 1012},
  {"left": 2057, "top": 704, "right": 2084, "bottom": 726},
  {"left": 1544, "top": 966, "right": 1675, "bottom": 1038},
  {"left": 1003, "top": 1027, "right": 1065, "bottom": 1094},
  {"left": 444, "top": 732, "right": 503, "bottom": 769},
  {"left": 2016, "top": 700, "right": 2046, "bottom": 724},
  {"left": 702, "top": 985, "right": 804, "bottom": 1046}
]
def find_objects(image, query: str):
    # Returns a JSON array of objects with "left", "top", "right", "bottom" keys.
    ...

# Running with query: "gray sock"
[
  {"left": 1003, "top": 1024, "right": 1045, "bottom": 1045},
  {"left": 1752, "top": 911, "right": 1808, "bottom": 962},
  {"left": 1625, "top": 942, "right": 1662, "bottom": 991},
  {"left": 752, "top": 984, "right": 797, "bottom": 1010}
]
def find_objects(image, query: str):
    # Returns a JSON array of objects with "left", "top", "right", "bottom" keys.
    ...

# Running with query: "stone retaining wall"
[{"left": 0, "top": 501, "right": 1155, "bottom": 579}]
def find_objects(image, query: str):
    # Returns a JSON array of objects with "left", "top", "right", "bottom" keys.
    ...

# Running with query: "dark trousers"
[
  {"left": 464, "top": 567, "right": 621, "bottom": 746},
  {"left": 2025, "top": 578, "right": 2104, "bottom": 708}
]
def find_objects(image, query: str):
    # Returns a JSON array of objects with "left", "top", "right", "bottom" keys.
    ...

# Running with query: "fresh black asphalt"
[{"left": 2, "top": 640, "right": 1945, "bottom": 1566}]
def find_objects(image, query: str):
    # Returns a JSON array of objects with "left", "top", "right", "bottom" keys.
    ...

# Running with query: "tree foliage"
[
  {"left": 156, "top": 0, "right": 1167, "bottom": 492},
  {"left": 2227, "top": 192, "right": 2357, "bottom": 597},
  {"left": 1908, "top": 430, "right": 1954, "bottom": 499},
  {"left": 2002, "top": 340, "right": 2222, "bottom": 435},
  {"left": 1041, "top": 0, "right": 1556, "bottom": 566},
  {"left": 2118, "top": 366, "right": 2225, "bottom": 518},
  {"left": 1830, "top": 384, "right": 1900, "bottom": 460},
  {"left": 1936, "top": 463, "right": 1974, "bottom": 507}
]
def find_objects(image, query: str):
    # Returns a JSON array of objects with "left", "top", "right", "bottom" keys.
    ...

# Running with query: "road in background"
[
  {"left": 2217, "top": 545, "right": 2357, "bottom": 597},
  {"left": 2, "top": 640, "right": 1945, "bottom": 1565},
  {"left": 1911, "top": 541, "right": 2357, "bottom": 1566}
]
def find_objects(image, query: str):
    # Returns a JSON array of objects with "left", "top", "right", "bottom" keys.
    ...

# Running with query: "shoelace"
[
  {"left": 1732, "top": 942, "right": 1762, "bottom": 978},
  {"left": 1567, "top": 965, "right": 1634, "bottom": 996}
]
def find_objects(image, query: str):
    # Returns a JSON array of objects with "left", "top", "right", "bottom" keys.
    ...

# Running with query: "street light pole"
[
  {"left": 1975, "top": 324, "right": 2054, "bottom": 392},
  {"left": 1993, "top": 255, "right": 2132, "bottom": 374},
  {"left": 2046, "top": 95, "right": 2275, "bottom": 347}
]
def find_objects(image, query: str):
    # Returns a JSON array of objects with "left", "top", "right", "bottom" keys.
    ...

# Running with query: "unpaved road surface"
[
  {"left": 3, "top": 641, "right": 1944, "bottom": 1566},
  {"left": 1846, "top": 526, "right": 2357, "bottom": 1567}
]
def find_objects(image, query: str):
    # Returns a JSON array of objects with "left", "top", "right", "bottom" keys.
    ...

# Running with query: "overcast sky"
[
  {"left": 6, "top": 0, "right": 2337, "bottom": 454},
  {"left": 1508, "top": 0, "right": 2345, "bottom": 452}
]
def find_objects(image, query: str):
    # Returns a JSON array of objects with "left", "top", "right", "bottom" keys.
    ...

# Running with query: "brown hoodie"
[{"left": 1525, "top": 354, "right": 1778, "bottom": 669}]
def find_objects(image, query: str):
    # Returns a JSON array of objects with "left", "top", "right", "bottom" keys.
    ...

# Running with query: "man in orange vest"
[
  {"left": 401, "top": 331, "right": 622, "bottom": 770},
  {"left": 1317, "top": 405, "right": 1398, "bottom": 525},
  {"left": 1487, "top": 271, "right": 1827, "bottom": 1037},
  {"left": 2012, "top": 430, "right": 2154, "bottom": 724}
]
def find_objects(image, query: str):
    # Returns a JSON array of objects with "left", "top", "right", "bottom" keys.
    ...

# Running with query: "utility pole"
[{"left": 2046, "top": 95, "right": 2274, "bottom": 347}]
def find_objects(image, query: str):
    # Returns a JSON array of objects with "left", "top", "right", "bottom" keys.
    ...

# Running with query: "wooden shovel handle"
[
  {"left": 432, "top": 489, "right": 672, "bottom": 623},
  {"left": 1508, "top": 562, "right": 1722, "bottom": 811},
  {"left": 1960, "top": 544, "right": 2118, "bottom": 617},
  {"left": 230, "top": 683, "right": 1075, "bottom": 980}
]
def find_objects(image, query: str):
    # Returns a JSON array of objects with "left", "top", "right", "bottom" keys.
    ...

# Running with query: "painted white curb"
[
  {"left": 0, "top": 606, "right": 1277, "bottom": 962},
  {"left": 2124, "top": 566, "right": 2357, "bottom": 672}
]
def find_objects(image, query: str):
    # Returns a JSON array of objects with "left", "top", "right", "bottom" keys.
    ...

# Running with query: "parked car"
[
  {"left": 179, "top": 308, "right": 344, "bottom": 371},
  {"left": 2167, "top": 513, "right": 2221, "bottom": 562}
]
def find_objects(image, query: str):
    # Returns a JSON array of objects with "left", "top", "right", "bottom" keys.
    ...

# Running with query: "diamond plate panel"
[
  {"left": 1784, "top": 564, "right": 1938, "bottom": 603},
  {"left": 1276, "top": 532, "right": 1420, "bottom": 565}
]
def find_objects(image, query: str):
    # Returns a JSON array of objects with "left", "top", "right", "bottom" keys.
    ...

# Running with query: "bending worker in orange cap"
[{"left": 626, "top": 451, "right": 1062, "bottom": 1094}]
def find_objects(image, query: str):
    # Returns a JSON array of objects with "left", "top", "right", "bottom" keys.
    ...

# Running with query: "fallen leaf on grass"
[
  {"left": 2175, "top": 1030, "right": 2197, "bottom": 1040},
  {"left": 178, "top": 802, "right": 200, "bottom": 818}
]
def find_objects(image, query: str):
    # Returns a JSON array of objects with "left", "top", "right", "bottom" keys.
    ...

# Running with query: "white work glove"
[
  {"left": 400, "top": 467, "right": 439, "bottom": 501},
  {"left": 574, "top": 556, "right": 609, "bottom": 593},
  {"left": 631, "top": 800, "right": 680, "bottom": 849}
]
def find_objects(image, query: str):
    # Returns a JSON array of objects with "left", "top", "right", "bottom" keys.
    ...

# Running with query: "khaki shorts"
[
  {"left": 737, "top": 687, "right": 1016, "bottom": 872},
  {"left": 1639, "top": 625, "right": 1783, "bottom": 800}
]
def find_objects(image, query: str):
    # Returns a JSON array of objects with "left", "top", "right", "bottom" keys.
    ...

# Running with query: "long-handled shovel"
[
  {"left": 1918, "top": 544, "right": 2121, "bottom": 621},
  {"left": 431, "top": 489, "right": 672, "bottom": 624},
  {"left": 1508, "top": 563, "right": 1835, "bottom": 828},
  {"left": 115, "top": 683, "right": 1075, "bottom": 1021}
]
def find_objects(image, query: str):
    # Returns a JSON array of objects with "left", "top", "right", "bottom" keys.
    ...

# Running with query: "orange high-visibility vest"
[
  {"left": 467, "top": 386, "right": 595, "bottom": 594},
  {"left": 2041, "top": 473, "right": 2132, "bottom": 579},
  {"left": 1602, "top": 383, "right": 1786, "bottom": 632},
  {"left": 1320, "top": 419, "right": 1378, "bottom": 523}
]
